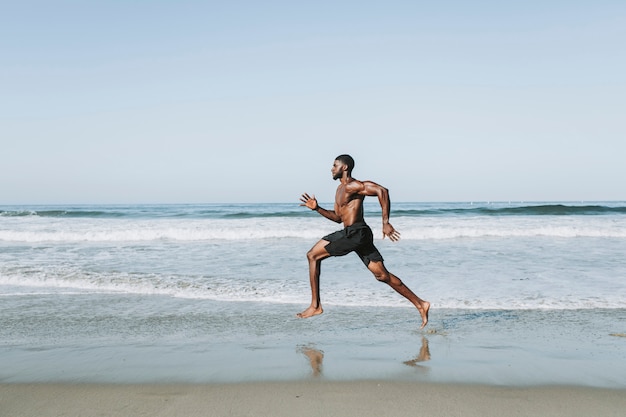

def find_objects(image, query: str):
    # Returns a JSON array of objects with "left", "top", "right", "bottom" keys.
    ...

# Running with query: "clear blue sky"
[{"left": 2, "top": 1, "right": 625, "bottom": 204}]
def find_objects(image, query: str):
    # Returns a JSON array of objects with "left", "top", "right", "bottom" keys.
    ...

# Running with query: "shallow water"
[
  {"left": 1, "top": 202, "right": 625, "bottom": 386},
  {"left": 2, "top": 291, "right": 625, "bottom": 387}
]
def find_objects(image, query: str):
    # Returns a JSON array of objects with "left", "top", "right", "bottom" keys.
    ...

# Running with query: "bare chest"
[{"left": 335, "top": 185, "right": 363, "bottom": 209}]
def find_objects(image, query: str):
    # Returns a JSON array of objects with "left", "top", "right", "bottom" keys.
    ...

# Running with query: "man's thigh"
[{"left": 308, "top": 239, "right": 332, "bottom": 261}]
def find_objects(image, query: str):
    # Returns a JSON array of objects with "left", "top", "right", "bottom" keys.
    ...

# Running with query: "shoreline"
[
  {"left": 3, "top": 304, "right": 626, "bottom": 388},
  {"left": 2, "top": 381, "right": 625, "bottom": 417}
]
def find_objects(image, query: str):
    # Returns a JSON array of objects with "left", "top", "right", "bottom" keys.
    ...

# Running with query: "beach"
[
  {"left": 1, "top": 202, "right": 626, "bottom": 415},
  {"left": 2, "top": 298, "right": 626, "bottom": 416},
  {"left": 3, "top": 381, "right": 626, "bottom": 417}
]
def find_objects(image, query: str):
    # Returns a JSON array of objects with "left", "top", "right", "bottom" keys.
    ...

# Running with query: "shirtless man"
[{"left": 298, "top": 154, "right": 430, "bottom": 329}]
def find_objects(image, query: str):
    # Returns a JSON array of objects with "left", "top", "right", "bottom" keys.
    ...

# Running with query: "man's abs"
[{"left": 336, "top": 198, "right": 365, "bottom": 227}]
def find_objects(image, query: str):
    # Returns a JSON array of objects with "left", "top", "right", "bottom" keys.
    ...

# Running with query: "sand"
[{"left": 2, "top": 381, "right": 625, "bottom": 417}]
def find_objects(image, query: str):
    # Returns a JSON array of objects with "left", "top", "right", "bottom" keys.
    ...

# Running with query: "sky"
[{"left": 2, "top": 1, "right": 625, "bottom": 204}]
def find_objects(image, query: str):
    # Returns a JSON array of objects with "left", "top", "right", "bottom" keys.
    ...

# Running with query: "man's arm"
[
  {"left": 300, "top": 193, "right": 342, "bottom": 223},
  {"left": 351, "top": 181, "right": 401, "bottom": 241}
]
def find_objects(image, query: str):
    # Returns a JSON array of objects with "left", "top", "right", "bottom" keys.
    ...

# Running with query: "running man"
[{"left": 298, "top": 154, "right": 430, "bottom": 328}]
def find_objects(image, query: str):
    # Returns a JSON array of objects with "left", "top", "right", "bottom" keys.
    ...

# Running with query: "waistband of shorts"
[{"left": 344, "top": 221, "right": 368, "bottom": 230}]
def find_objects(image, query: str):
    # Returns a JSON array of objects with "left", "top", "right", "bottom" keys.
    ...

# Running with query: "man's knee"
[
  {"left": 374, "top": 271, "right": 391, "bottom": 283},
  {"left": 368, "top": 262, "right": 390, "bottom": 282},
  {"left": 307, "top": 245, "right": 329, "bottom": 262}
]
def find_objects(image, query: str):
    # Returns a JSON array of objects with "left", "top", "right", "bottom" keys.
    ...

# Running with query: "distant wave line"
[
  {"left": 2, "top": 204, "right": 626, "bottom": 219},
  {"left": 393, "top": 204, "right": 626, "bottom": 217}
]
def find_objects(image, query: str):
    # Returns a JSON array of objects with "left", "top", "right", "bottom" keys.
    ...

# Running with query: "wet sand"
[{"left": 2, "top": 381, "right": 625, "bottom": 417}]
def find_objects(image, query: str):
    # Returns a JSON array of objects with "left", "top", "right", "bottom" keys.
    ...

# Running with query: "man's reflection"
[
  {"left": 403, "top": 337, "right": 431, "bottom": 368},
  {"left": 298, "top": 345, "right": 324, "bottom": 377},
  {"left": 298, "top": 337, "right": 431, "bottom": 377}
]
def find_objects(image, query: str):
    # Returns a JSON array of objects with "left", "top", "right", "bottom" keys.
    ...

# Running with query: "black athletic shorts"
[{"left": 323, "top": 222, "right": 384, "bottom": 266}]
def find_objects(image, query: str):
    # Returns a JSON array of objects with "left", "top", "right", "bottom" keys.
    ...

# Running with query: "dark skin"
[{"left": 298, "top": 159, "right": 430, "bottom": 328}]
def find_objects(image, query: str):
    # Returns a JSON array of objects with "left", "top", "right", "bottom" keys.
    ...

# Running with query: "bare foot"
[
  {"left": 418, "top": 301, "right": 430, "bottom": 329},
  {"left": 297, "top": 305, "right": 323, "bottom": 318}
]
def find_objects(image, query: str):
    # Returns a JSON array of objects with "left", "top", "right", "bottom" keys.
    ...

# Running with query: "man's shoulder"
[{"left": 344, "top": 178, "right": 365, "bottom": 191}]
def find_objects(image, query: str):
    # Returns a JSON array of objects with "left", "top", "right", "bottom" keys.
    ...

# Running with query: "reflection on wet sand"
[
  {"left": 298, "top": 337, "right": 431, "bottom": 377},
  {"left": 403, "top": 337, "right": 431, "bottom": 369},
  {"left": 298, "top": 345, "right": 324, "bottom": 377}
]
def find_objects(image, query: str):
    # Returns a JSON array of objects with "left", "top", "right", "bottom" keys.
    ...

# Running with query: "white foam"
[
  {"left": 1, "top": 271, "right": 624, "bottom": 310},
  {"left": 2, "top": 216, "right": 626, "bottom": 242},
  {"left": 2, "top": 208, "right": 625, "bottom": 311}
]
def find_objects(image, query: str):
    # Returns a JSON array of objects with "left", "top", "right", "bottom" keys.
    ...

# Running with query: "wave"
[
  {"left": 478, "top": 204, "right": 626, "bottom": 216},
  {"left": 393, "top": 204, "right": 626, "bottom": 217},
  {"left": 1, "top": 272, "right": 623, "bottom": 310},
  {"left": 2, "top": 218, "right": 626, "bottom": 242},
  {"left": 222, "top": 211, "right": 313, "bottom": 219},
  {"left": 2, "top": 203, "right": 626, "bottom": 220},
  {"left": 2, "top": 226, "right": 625, "bottom": 243},
  {"left": 0, "top": 208, "right": 316, "bottom": 220},
  {"left": 0, "top": 209, "right": 129, "bottom": 218}
]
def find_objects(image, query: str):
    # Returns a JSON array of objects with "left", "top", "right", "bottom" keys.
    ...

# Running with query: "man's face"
[{"left": 331, "top": 160, "right": 344, "bottom": 180}]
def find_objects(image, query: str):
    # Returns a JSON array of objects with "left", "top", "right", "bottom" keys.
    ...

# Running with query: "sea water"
[{"left": 1, "top": 202, "right": 626, "bottom": 385}]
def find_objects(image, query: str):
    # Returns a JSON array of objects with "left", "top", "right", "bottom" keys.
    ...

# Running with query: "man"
[{"left": 298, "top": 154, "right": 430, "bottom": 329}]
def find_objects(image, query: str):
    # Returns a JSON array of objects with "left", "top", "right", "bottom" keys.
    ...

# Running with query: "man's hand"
[
  {"left": 300, "top": 193, "right": 318, "bottom": 210},
  {"left": 382, "top": 223, "right": 401, "bottom": 242}
]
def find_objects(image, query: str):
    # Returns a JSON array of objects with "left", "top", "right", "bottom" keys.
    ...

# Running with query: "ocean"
[{"left": 2, "top": 202, "right": 626, "bottom": 386}]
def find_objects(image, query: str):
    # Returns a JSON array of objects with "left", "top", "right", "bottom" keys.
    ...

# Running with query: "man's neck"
[{"left": 340, "top": 174, "right": 353, "bottom": 184}]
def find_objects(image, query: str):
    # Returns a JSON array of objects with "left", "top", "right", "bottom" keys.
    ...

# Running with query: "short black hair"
[{"left": 335, "top": 154, "right": 355, "bottom": 173}]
